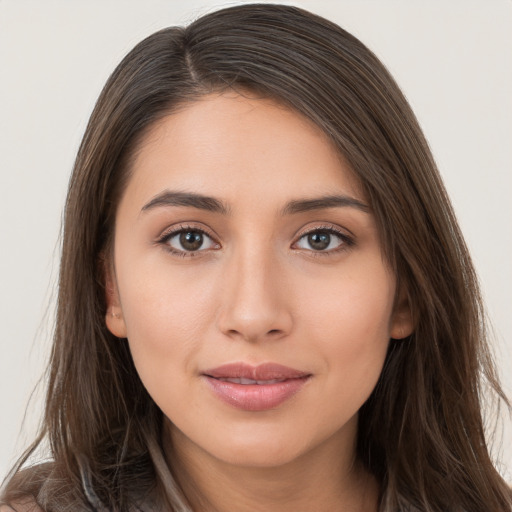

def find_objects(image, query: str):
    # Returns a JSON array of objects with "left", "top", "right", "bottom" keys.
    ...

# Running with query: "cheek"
[
  {"left": 300, "top": 257, "right": 395, "bottom": 339},
  {"left": 116, "top": 257, "right": 219, "bottom": 383},
  {"left": 299, "top": 263, "right": 394, "bottom": 391}
]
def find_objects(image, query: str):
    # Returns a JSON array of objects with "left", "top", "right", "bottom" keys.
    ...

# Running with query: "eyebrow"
[
  {"left": 281, "top": 195, "right": 370, "bottom": 215},
  {"left": 141, "top": 190, "right": 370, "bottom": 216},
  {"left": 141, "top": 191, "right": 230, "bottom": 215}
]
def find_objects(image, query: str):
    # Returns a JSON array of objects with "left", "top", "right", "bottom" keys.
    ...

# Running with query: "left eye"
[
  {"left": 164, "top": 229, "right": 218, "bottom": 253},
  {"left": 295, "top": 230, "right": 347, "bottom": 251}
]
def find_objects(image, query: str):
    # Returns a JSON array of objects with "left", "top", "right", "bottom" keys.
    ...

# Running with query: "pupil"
[
  {"left": 180, "top": 231, "right": 203, "bottom": 251},
  {"left": 308, "top": 232, "right": 330, "bottom": 250}
]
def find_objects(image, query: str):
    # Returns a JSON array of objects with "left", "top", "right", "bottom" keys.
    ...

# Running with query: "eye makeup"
[
  {"left": 155, "top": 220, "right": 356, "bottom": 259},
  {"left": 156, "top": 223, "right": 220, "bottom": 257}
]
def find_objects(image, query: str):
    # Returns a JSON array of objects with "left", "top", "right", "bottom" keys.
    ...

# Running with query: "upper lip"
[{"left": 203, "top": 362, "right": 310, "bottom": 381}]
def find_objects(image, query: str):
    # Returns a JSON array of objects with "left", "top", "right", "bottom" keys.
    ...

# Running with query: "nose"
[{"left": 216, "top": 246, "right": 293, "bottom": 343}]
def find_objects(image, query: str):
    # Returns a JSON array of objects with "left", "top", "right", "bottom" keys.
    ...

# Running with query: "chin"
[{"left": 213, "top": 436, "right": 310, "bottom": 469}]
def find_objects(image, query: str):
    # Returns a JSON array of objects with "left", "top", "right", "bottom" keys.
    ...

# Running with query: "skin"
[{"left": 105, "top": 92, "right": 413, "bottom": 512}]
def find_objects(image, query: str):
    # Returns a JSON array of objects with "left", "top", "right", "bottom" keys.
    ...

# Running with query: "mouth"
[
  {"left": 202, "top": 362, "right": 312, "bottom": 411},
  {"left": 213, "top": 377, "right": 289, "bottom": 385}
]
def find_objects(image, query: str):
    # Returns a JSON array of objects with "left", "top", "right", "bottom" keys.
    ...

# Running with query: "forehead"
[{"left": 122, "top": 92, "right": 364, "bottom": 212}]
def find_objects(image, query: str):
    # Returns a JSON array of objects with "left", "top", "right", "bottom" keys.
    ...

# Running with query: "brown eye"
[
  {"left": 295, "top": 228, "right": 351, "bottom": 252},
  {"left": 307, "top": 232, "right": 331, "bottom": 250},
  {"left": 163, "top": 228, "right": 218, "bottom": 254},
  {"left": 179, "top": 231, "right": 204, "bottom": 251}
]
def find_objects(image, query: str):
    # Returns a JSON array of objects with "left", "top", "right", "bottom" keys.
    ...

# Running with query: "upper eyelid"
[
  {"left": 157, "top": 223, "right": 218, "bottom": 242},
  {"left": 294, "top": 223, "right": 353, "bottom": 240},
  {"left": 157, "top": 225, "right": 220, "bottom": 256},
  {"left": 292, "top": 224, "right": 355, "bottom": 253},
  {"left": 156, "top": 222, "right": 353, "bottom": 248}
]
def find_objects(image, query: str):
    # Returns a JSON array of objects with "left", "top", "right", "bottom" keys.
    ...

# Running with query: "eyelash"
[
  {"left": 293, "top": 225, "right": 355, "bottom": 257},
  {"left": 156, "top": 223, "right": 354, "bottom": 258},
  {"left": 156, "top": 224, "right": 220, "bottom": 258}
]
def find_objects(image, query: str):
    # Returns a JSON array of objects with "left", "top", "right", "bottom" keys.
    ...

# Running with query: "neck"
[{"left": 163, "top": 419, "right": 379, "bottom": 512}]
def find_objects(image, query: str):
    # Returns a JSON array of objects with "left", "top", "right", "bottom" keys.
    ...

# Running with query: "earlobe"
[
  {"left": 104, "top": 260, "right": 128, "bottom": 339},
  {"left": 106, "top": 308, "right": 128, "bottom": 339},
  {"left": 390, "top": 286, "right": 414, "bottom": 340}
]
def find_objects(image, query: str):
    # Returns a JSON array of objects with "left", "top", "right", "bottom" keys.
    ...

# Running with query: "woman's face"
[{"left": 106, "top": 92, "right": 412, "bottom": 469}]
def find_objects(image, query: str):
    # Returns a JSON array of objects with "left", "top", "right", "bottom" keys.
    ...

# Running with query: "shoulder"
[
  {"left": 1, "top": 461, "right": 93, "bottom": 512},
  {"left": 0, "top": 463, "right": 53, "bottom": 512},
  {"left": 0, "top": 500, "right": 44, "bottom": 511}
]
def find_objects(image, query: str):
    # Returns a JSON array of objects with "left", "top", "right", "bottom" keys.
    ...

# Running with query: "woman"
[{"left": 1, "top": 4, "right": 510, "bottom": 511}]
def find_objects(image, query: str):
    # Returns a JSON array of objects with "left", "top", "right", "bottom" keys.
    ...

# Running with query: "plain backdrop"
[{"left": 1, "top": 0, "right": 511, "bottom": 482}]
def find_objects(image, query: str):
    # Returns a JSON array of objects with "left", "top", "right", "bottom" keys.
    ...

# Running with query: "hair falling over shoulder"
[{"left": 1, "top": 4, "right": 511, "bottom": 511}]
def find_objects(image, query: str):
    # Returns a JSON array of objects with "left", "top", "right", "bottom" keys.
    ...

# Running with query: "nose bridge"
[{"left": 217, "top": 238, "right": 292, "bottom": 342}]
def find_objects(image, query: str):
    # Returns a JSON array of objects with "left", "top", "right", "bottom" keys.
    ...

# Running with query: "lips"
[
  {"left": 215, "top": 377, "right": 287, "bottom": 385},
  {"left": 202, "top": 363, "right": 311, "bottom": 411}
]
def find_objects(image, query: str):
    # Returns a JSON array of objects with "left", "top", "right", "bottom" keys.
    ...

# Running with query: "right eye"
[{"left": 159, "top": 227, "right": 219, "bottom": 255}]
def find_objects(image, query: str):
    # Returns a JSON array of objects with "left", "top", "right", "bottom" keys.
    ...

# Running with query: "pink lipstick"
[{"left": 202, "top": 363, "right": 311, "bottom": 411}]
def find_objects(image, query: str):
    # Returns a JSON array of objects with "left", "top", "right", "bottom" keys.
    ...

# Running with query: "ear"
[
  {"left": 390, "top": 284, "right": 414, "bottom": 340},
  {"left": 104, "top": 259, "right": 128, "bottom": 338}
]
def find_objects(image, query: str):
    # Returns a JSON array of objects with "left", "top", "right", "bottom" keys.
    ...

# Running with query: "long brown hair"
[{"left": 2, "top": 4, "right": 511, "bottom": 511}]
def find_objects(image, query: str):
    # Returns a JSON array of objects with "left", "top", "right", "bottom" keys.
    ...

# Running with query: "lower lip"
[{"left": 204, "top": 376, "right": 310, "bottom": 411}]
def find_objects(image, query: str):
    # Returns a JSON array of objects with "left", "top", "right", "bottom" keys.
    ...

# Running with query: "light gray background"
[{"left": 1, "top": 0, "right": 511, "bottom": 482}]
